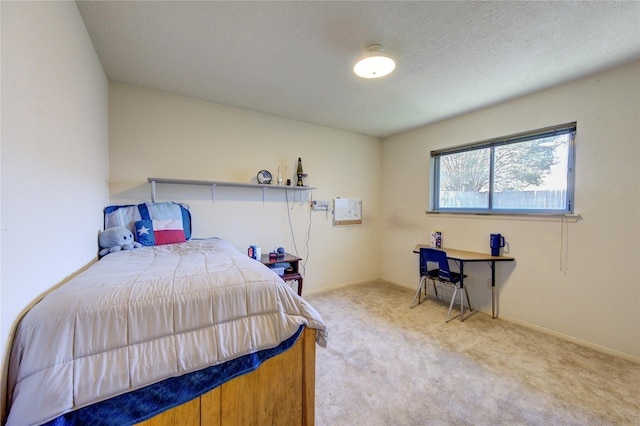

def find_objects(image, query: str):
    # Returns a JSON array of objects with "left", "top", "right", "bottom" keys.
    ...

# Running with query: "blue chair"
[{"left": 411, "top": 248, "right": 472, "bottom": 322}]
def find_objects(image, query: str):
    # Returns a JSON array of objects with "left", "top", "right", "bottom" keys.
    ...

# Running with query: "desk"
[
  {"left": 260, "top": 253, "right": 303, "bottom": 296},
  {"left": 413, "top": 245, "right": 514, "bottom": 320}
]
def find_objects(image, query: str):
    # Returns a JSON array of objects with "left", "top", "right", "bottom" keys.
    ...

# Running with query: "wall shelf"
[{"left": 148, "top": 177, "right": 316, "bottom": 203}]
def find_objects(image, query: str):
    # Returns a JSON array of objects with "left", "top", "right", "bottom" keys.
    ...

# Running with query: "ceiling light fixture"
[{"left": 353, "top": 44, "right": 396, "bottom": 79}]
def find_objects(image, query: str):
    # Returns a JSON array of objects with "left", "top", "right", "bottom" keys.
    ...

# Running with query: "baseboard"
[
  {"left": 498, "top": 314, "right": 640, "bottom": 364},
  {"left": 303, "top": 278, "right": 383, "bottom": 296}
]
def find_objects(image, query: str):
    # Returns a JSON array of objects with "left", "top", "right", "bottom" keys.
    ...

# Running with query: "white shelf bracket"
[
  {"left": 151, "top": 180, "right": 157, "bottom": 202},
  {"left": 211, "top": 183, "right": 218, "bottom": 203},
  {"left": 262, "top": 187, "right": 267, "bottom": 206}
]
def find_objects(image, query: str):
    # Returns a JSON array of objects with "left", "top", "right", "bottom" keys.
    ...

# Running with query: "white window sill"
[{"left": 425, "top": 211, "right": 582, "bottom": 223}]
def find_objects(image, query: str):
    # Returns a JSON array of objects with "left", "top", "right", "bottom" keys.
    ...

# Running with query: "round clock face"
[{"left": 257, "top": 170, "right": 272, "bottom": 184}]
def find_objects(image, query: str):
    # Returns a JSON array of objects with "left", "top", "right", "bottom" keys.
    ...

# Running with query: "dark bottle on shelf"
[{"left": 296, "top": 157, "right": 304, "bottom": 186}]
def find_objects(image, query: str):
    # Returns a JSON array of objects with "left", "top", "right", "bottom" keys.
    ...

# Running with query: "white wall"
[
  {"left": 108, "top": 82, "right": 382, "bottom": 293},
  {"left": 0, "top": 0, "right": 109, "bottom": 392},
  {"left": 381, "top": 61, "right": 640, "bottom": 361}
]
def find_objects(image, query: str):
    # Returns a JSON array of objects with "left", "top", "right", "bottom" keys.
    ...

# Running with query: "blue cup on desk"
[{"left": 490, "top": 234, "right": 505, "bottom": 256}]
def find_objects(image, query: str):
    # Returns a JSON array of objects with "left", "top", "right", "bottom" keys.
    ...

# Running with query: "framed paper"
[{"left": 333, "top": 198, "right": 362, "bottom": 226}]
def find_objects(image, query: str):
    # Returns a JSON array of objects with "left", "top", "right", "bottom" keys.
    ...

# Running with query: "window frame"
[{"left": 430, "top": 123, "right": 577, "bottom": 215}]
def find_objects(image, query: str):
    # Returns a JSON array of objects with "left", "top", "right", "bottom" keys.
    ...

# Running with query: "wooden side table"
[{"left": 260, "top": 253, "right": 303, "bottom": 296}]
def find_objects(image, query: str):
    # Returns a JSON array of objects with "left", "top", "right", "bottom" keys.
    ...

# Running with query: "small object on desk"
[
  {"left": 490, "top": 233, "right": 505, "bottom": 256},
  {"left": 269, "top": 251, "right": 278, "bottom": 260},
  {"left": 430, "top": 230, "right": 442, "bottom": 248}
]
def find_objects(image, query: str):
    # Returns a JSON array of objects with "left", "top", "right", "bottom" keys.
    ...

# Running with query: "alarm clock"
[{"left": 257, "top": 170, "right": 272, "bottom": 184}]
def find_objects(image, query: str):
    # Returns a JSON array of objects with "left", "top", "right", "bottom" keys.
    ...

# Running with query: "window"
[{"left": 431, "top": 123, "right": 576, "bottom": 214}]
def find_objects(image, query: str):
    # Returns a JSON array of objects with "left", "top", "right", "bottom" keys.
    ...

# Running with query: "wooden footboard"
[{"left": 137, "top": 327, "right": 316, "bottom": 426}]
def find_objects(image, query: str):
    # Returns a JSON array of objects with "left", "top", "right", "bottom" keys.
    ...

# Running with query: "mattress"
[{"left": 6, "top": 238, "right": 327, "bottom": 425}]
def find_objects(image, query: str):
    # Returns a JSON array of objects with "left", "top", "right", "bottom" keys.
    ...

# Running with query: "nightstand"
[{"left": 260, "top": 253, "right": 303, "bottom": 296}]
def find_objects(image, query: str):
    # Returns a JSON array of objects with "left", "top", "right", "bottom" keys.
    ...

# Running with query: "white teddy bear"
[{"left": 98, "top": 226, "right": 142, "bottom": 257}]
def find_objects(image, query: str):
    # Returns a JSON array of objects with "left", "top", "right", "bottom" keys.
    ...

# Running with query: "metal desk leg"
[
  {"left": 490, "top": 261, "right": 496, "bottom": 319},
  {"left": 460, "top": 262, "right": 465, "bottom": 322}
]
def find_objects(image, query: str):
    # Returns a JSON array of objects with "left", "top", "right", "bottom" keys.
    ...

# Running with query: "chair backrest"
[{"left": 420, "top": 248, "right": 453, "bottom": 281}]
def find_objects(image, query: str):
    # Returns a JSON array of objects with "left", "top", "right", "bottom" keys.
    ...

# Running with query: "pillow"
[
  {"left": 134, "top": 219, "right": 186, "bottom": 246},
  {"left": 104, "top": 202, "right": 192, "bottom": 244},
  {"left": 104, "top": 203, "right": 142, "bottom": 231}
]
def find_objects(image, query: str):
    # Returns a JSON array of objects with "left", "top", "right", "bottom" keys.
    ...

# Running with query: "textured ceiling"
[{"left": 77, "top": 1, "right": 640, "bottom": 138}]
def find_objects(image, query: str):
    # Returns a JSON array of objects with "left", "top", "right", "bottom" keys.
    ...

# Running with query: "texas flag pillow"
[
  {"left": 104, "top": 201, "right": 191, "bottom": 242},
  {"left": 135, "top": 219, "right": 186, "bottom": 246}
]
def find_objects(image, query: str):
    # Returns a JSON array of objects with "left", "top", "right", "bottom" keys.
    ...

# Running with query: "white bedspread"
[{"left": 6, "top": 238, "right": 327, "bottom": 426}]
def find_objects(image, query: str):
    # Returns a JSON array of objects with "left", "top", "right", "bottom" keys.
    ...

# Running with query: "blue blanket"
[{"left": 45, "top": 326, "right": 304, "bottom": 426}]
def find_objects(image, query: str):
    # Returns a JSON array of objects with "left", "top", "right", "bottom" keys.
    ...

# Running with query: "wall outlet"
[{"left": 311, "top": 200, "right": 330, "bottom": 210}]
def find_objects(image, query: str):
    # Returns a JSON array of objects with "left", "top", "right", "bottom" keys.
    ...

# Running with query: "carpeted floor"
[{"left": 306, "top": 281, "right": 640, "bottom": 426}]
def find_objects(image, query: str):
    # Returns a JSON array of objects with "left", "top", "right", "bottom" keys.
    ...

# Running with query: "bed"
[{"left": 5, "top": 202, "right": 327, "bottom": 426}]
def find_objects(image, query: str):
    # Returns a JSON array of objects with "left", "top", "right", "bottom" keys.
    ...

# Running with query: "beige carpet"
[{"left": 306, "top": 281, "right": 640, "bottom": 426}]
